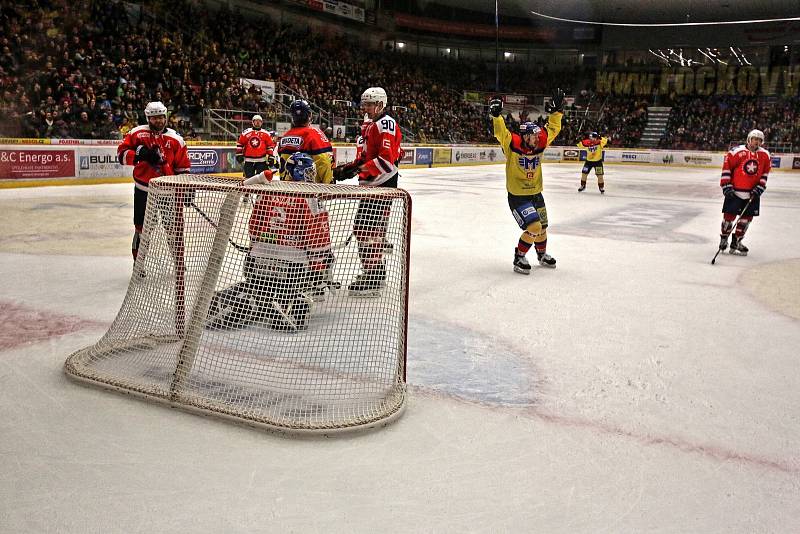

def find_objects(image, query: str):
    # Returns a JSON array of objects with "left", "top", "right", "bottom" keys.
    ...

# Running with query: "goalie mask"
[
  {"left": 285, "top": 152, "right": 316, "bottom": 182},
  {"left": 519, "top": 122, "right": 547, "bottom": 149}
]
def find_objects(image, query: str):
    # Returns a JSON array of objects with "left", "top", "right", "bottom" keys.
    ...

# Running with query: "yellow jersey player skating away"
[
  {"left": 576, "top": 131, "right": 609, "bottom": 193},
  {"left": 488, "top": 88, "right": 564, "bottom": 275}
]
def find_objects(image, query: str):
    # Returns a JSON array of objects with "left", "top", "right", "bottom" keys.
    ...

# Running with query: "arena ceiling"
[{"left": 430, "top": 0, "right": 800, "bottom": 25}]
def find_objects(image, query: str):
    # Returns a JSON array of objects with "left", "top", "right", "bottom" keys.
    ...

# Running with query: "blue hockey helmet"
[
  {"left": 289, "top": 99, "right": 312, "bottom": 126},
  {"left": 285, "top": 152, "right": 316, "bottom": 182},
  {"left": 519, "top": 122, "right": 547, "bottom": 148}
]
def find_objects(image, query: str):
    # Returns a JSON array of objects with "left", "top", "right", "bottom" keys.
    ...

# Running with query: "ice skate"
[
  {"left": 537, "top": 252, "right": 557, "bottom": 268},
  {"left": 718, "top": 235, "right": 728, "bottom": 251},
  {"left": 599, "top": 187, "right": 605, "bottom": 194},
  {"left": 577, "top": 184, "right": 586, "bottom": 192},
  {"left": 513, "top": 251, "right": 531, "bottom": 275},
  {"left": 729, "top": 236, "right": 748, "bottom": 256},
  {"left": 348, "top": 265, "right": 386, "bottom": 297}
]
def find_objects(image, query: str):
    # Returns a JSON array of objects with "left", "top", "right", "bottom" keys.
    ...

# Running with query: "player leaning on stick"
[
  {"left": 488, "top": 89, "right": 564, "bottom": 275},
  {"left": 332, "top": 87, "right": 402, "bottom": 296},
  {"left": 717, "top": 129, "right": 770, "bottom": 256}
]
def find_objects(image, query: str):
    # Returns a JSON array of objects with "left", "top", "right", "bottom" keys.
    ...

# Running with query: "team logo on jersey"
[
  {"left": 249, "top": 137, "right": 262, "bottom": 148},
  {"left": 744, "top": 159, "right": 759, "bottom": 175},
  {"left": 518, "top": 156, "right": 540, "bottom": 170}
]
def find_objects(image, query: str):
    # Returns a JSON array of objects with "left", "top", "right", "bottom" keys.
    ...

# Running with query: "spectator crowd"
[{"left": 0, "top": 0, "right": 797, "bottom": 151}]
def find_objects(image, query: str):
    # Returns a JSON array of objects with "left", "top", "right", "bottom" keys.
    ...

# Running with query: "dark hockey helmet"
[
  {"left": 589, "top": 131, "right": 599, "bottom": 139},
  {"left": 519, "top": 121, "right": 547, "bottom": 148},
  {"left": 289, "top": 99, "right": 312, "bottom": 126},
  {"left": 285, "top": 152, "right": 316, "bottom": 182}
]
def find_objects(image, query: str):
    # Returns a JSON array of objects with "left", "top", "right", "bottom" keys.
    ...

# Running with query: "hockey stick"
[
  {"left": 189, "top": 201, "right": 251, "bottom": 253},
  {"left": 711, "top": 196, "right": 753, "bottom": 265},
  {"left": 331, "top": 232, "right": 394, "bottom": 253},
  {"left": 577, "top": 93, "right": 595, "bottom": 135}
]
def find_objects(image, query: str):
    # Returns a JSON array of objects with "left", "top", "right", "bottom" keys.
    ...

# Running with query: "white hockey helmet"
[
  {"left": 144, "top": 101, "right": 167, "bottom": 117},
  {"left": 361, "top": 87, "right": 388, "bottom": 109},
  {"left": 747, "top": 129, "right": 764, "bottom": 142},
  {"left": 252, "top": 114, "right": 263, "bottom": 122}
]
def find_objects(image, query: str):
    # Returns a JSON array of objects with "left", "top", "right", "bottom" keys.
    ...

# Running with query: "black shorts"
[
  {"left": 134, "top": 186, "right": 148, "bottom": 227},
  {"left": 354, "top": 173, "right": 398, "bottom": 232},
  {"left": 722, "top": 194, "right": 760, "bottom": 217},
  {"left": 244, "top": 161, "right": 269, "bottom": 178}
]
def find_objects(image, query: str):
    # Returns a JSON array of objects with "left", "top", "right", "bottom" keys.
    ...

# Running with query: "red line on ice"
[{"left": 0, "top": 301, "right": 104, "bottom": 351}]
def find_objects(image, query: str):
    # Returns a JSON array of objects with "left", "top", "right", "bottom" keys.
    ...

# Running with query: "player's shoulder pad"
[
  {"left": 241, "top": 128, "right": 253, "bottom": 135},
  {"left": 730, "top": 145, "right": 748, "bottom": 155},
  {"left": 374, "top": 114, "right": 398, "bottom": 134},
  {"left": 163, "top": 128, "right": 186, "bottom": 146},
  {"left": 757, "top": 146, "right": 772, "bottom": 158},
  {"left": 129, "top": 124, "right": 150, "bottom": 135}
]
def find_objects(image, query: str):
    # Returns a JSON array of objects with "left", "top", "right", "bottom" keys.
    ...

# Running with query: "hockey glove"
[
  {"left": 545, "top": 88, "right": 565, "bottom": 114},
  {"left": 488, "top": 99, "right": 503, "bottom": 117},
  {"left": 235, "top": 154, "right": 245, "bottom": 165},
  {"left": 134, "top": 145, "right": 162, "bottom": 165},
  {"left": 752, "top": 184, "right": 766, "bottom": 197},
  {"left": 722, "top": 183, "right": 734, "bottom": 197},
  {"left": 333, "top": 161, "right": 360, "bottom": 182}
]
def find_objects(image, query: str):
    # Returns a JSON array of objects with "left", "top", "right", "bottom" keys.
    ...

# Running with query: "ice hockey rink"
[{"left": 1, "top": 162, "right": 799, "bottom": 532}]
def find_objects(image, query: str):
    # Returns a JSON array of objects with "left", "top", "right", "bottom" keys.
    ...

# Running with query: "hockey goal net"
[{"left": 64, "top": 175, "right": 409, "bottom": 433}]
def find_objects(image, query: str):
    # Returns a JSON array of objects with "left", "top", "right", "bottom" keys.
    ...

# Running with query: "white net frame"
[{"left": 65, "top": 175, "right": 409, "bottom": 433}]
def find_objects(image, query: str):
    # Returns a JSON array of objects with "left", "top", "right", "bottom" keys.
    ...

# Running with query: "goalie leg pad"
[
  {"left": 205, "top": 282, "right": 257, "bottom": 330},
  {"left": 267, "top": 298, "right": 310, "bottom": 331}
]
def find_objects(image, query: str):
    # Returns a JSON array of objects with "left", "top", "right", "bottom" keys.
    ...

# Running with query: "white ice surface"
[{"left": 1, "top": 163, "right": 799, "bottom": 533}]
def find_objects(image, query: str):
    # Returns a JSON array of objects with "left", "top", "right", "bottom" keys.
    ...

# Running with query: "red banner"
[
  {"left": 0, "top": 149, "right": 74, "bottom": 179},
  {"left": 394, "top": 13, "right": 556, "bottom": 41}
]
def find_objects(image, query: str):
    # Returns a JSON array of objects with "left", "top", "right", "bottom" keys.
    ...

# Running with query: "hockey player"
[
  {"left": 331, "top": 87, "right": 402, "bottom": 296},
  {"left": 277, "top": 100, "right": 333, "bottom": 183},
  {"left": 235, "top": 114, "right": 277, "bottom": 179},
  {"left": 488, "top": 89, "right": 564, "bottom": 275},
  {"left": 117, "top": 101, "right": 191, "bottom": 262},
  {"left": 577, "top": 131, "right": 609, "bottom": 193},
  {"left": 717, "top": 129, "right": 770, "bottom": 256},
  {"left": 206, "top": 153, "right": 330, "bottom": 331}
]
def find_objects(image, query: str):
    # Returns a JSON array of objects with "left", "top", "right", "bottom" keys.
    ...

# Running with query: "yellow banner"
[
  {"left": 433, "top": 148, "right": 452, "bottom": 165},
  {"left": 596, "top": 66, "right": 800, "bottom": 97},
  {"left": 0, "top": 138, "right": 50, "bottom": 144}
]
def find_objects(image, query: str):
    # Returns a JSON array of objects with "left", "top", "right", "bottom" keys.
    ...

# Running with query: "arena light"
[
  {"left": 397, "top": 42, "right": 405, "bottom": 49},
  {"left": 529, "top": 10, "right": 800, "bottom": 26}
]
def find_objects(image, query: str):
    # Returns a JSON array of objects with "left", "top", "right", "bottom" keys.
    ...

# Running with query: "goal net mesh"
[{"left": 65, "top": 175, "right": 409, "bottom": 432}]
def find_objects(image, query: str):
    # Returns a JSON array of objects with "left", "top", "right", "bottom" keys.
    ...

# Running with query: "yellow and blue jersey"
[
  {"left": 492, "top": 113, "right": 562, "bottom": 196},
  {"left": 577, "top": 136, "right": 609, "bottom": 162}
]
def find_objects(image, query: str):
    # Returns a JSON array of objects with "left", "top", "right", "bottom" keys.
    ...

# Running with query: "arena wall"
[{"left": 1, "top": 139, "right": 798, "bottom": 187}]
